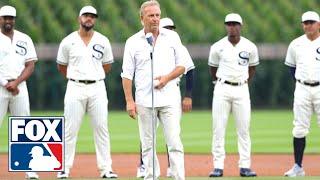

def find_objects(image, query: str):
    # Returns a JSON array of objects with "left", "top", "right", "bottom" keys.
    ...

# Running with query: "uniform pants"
[
  {"left": 211, "top": 82, "right": 251, "bottom": 169},
  {"left": 0, "top": 82, "right": 30, "bottom": 127},
  {"left": 137, "top": 105, "right": 185, "bottom": 180},
  {"left": 63, "top": 80, "right": 113, "bottom": 174},
  {"left": 293, "top": 82, "right": 320, "bottom": 138}
]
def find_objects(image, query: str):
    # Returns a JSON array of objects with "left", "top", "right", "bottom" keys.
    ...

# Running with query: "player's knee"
[{"left": 292, "top": 127, "right": 309, "bottom": 138}]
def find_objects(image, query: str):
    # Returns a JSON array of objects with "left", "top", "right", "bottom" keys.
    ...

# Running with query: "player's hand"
[
  {"left": 5, "top": 81, "right": 19, "bottom": 95},
  {"left": 126, "top": 100, "right": 137, "bottom": 119},
  {"left": 11, "top": 88, "right": 20, "bottom": 96},
  {"left": 154, "top": 75, "right": 169, "bottom": 89},
  {"left": 182, "top": 97, "right": 192, "bottom": 112},
  {"left": 5, "top": 80, "right": 18, "bottom": 92}
]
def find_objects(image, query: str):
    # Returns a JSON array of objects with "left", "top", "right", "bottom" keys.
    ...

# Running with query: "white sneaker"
[
  {"left": 57, "top": 169, "right": 69, "bottom": 179},
  {"left": 136, "top": 165, "right": 146, "bottom": 178},
  {"left": 284, "top": 164, "right": 305, "bottom": 177},
  {"left": 101, "top": 171, "right": 118, "bottom": 178},
  {"left": 166, "top": 167, "right": 173, "bottom": 177},
  {"left": 25, "top": 172, "right": 39, "bottom": 179}
]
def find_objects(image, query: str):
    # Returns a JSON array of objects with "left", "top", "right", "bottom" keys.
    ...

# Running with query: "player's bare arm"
[
  {"left": 103, "top": 64, "right": 112, "bottom": 74},
  {"left": 5, "top": 60, "right": 35, "bottom": 94},
  {"left": 57, "top": 64, "right": 67, "bottom": 77},
  {"left": 209, "top": 66, "right": 218, "bottom": 81},
  {"left": 154, "top": 66, "right": 185, "bottom": 89},
  {"left": 122, "top": 78, "right": 137, "bottom": 119},
  {"left": 182, "top": 69, "right": 194, "bottom": 112},
  {"left": 248, "top": 66, "right": 256, "bottom": 82}
]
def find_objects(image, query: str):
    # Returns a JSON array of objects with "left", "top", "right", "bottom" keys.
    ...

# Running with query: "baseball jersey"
[
  {"left": 285, "top": 34, "right": 320, "bottom": 81},
  {"left": 121, "top": 28, "right": 186, "bottom": 107},
  {"left": 208, "top": 36, "right": 259, "bottom": 82},
  {"left": 181, "top": 45, "right": 195, "bottom": 74},
  {"left": 0, "top": 30, "right": 38, "bottom": 80},
  {"left": 57, "top": 31, "right": 113, "bottom": 80}
]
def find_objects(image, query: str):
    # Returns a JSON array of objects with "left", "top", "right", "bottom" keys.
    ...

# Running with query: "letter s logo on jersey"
[
  {"left": 238, "top": 51, "right": 249, "bottom": 66},
  {"left": 16, "top": 41, "right": 27, "bottom": 56},
  {"left": 316, "top": 47, "right": 320, "bottom": 61},
  {"left": 92, "top": 44, "right": 104, "bottom": 60},
  {"left": 9, "top": 117, "right": 64, "bottom": 172}
]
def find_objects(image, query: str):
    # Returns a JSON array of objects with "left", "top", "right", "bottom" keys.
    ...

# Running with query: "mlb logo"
[{"left": 9, "top": 116, "right": 64, "bottom": 172}]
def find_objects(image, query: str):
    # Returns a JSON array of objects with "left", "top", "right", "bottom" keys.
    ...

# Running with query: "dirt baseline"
[{"left": 0, "top": 154, "right": 319, "bottom": 179}]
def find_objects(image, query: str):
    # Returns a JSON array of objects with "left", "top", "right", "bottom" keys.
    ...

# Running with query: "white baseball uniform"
[
  {"left": 0, "top": 30, "right": 37, "bottom": 127},
  {"left": 57, "top": 31, "right": 114, "bottom": 175},
  {"left": 285, "top": 34, "right": 320, "bottom": 138},
  {"left": 208, "top": 36, "right": 259, "bottom": 169},
  {"left": 122, "top": 28, "right": 186, "bottom": 180}
]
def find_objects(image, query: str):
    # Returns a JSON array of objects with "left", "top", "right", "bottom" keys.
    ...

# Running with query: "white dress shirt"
[{"left": 121, "top": 28, "right": 186, "bottom": 107}]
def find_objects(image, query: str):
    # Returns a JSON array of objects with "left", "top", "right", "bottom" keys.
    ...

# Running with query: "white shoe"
[
  {"left": 57, "top": 169, "right": 69, "bottom": 179},
  {"left": 136, "top": 165, "right": 146, "bottom": 178},
  {"left": 101, "top": 171, "right": 118, "bottom": 178},
  {"left": 25, "top": 172, "right": 39, "bottom": 179},
  {"left": 284, "top": 164, "right": 305, "bottom": 177},
  {"left": 166, "top": 167, "right": 173, "bottom": 177}
]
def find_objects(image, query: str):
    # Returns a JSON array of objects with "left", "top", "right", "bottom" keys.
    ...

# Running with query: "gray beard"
[{"left": 81, "top": 23, "right": 94, "bottom": 31}]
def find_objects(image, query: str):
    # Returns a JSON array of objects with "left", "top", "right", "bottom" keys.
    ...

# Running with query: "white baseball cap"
[
  {"left": 79, "top": 6, "right": 98, "bottom": 17},
  {"left": 301, "top": 11, "right": 319, "bottom": 22},
  {"left": 0, "top": 5, "right": 16, "bottom": 17},
  {"left": 160, "top": 17, "right": 176, "bottom": 28},
  {"left": 225, "top": 13, "right": 242, "bottom": 25}
]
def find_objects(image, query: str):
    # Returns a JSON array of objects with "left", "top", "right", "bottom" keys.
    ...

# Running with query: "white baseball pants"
[
  {"left": 63, "top": 80, "right": 113, "bottom": 174},
  {"left": 211, "top": 82, "right": 252, "bottom": 169},
  {"left": 137, "top": 105, "right": 184, "bottom": 180},
  {"left": 293, "top": 82, "right": 320, "bottom": 138},
  {"left": 0, "top": 82, "right": 30, "bottom": 127}
]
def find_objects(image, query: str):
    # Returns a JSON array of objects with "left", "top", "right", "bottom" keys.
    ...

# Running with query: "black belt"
[
  {"left": 7, "top": 79, "right": 15, "bottom": 82},
  {"left": 297, "top": 79, "right": 320, "bottom": 87},
  {"left": 69, "top": 79, "right": 100, "bottom": 84},
  {"left": 219, "top": 79, "right": 247, "bottom": 86}
]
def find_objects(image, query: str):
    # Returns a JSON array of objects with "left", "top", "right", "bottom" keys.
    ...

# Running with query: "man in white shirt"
[
  {"left": 136, "top": 17, "right": 195, "bottom": 178},
  {"left": 208, "top": 13, "right": 258, "bottom": 177},
  {"left": 0, "top": 5, "right": 37, "bottom": 180},
  {"left": 56, "top": 5, "right": 117, "bottom": 179},
  {"left": 284, "top": 11, "right": 320, "bottom": 177},
  {"left": 121, "top": 1, "right": 186, "bottom": 180}
]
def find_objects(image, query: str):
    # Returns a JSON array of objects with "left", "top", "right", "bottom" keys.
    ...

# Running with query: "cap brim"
[
  {"left": 80, "top": 13, "right": 98, "bottom": 18},
  {"left": 163, "top": 25, "right": 176, "bottom": 29},
  {"left": 225, "top": 21, "right": 242, "bottom": 25}
]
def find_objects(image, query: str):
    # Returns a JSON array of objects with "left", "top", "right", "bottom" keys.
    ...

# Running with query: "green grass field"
[{"left": 1, "top": 110, "right": 320, "bottom": 154}]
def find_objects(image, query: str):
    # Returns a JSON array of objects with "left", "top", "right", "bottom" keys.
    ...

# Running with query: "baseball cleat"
[
  {"left": 166, "top": 167, "right": 173, "bottom": 177},
  {"left": 101, "top": 171, "right": 118, "bottom": 178},
  {"left": 284, "top": 164, "right": 305, "bottom": 177},
  {"left": 57, "top": 170, "right": 69, "bottom": 179},
  {"left": 240, "top": 168, "right": 257, "bottom": 177},
  {"left": 209, "top": 168, "right": 223, "bottom": 177},
  {"left": 25, "top": 172, "right": 39, "bottom": 179},
  {"left": 136, "top": 164, "right": 146, "bottom": 178}
]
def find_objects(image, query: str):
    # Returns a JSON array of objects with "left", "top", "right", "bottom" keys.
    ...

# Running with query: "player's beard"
[
  {"left": 2, "top": 23, "right": 13, "bottom": 32},
  {"left": 81, "top": 22, "right": 94, "bottom": 32}
]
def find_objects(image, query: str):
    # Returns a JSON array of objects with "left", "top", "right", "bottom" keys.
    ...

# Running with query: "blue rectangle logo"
[{"left": 9, "top": 116, "right": 64, "bottom": 172}]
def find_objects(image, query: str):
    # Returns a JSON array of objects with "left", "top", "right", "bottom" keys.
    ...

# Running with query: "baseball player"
[
  {"left": 284, "top": 11, "right": 320, "bottom": 177},
  {"left": 136, "top": 17, "right": 195, "bottom": 178},
  {"left": 56, "top": 6, "right": 117, "bottom": 179},
  {"left": 121, "top": 1, "right": 187, "bottom": 179},
  {"left": 0, "top": 5, "right": 38, "bottom": 179},
  {"left": 208, "top": 13, "right": 258, "bottom": 177}
]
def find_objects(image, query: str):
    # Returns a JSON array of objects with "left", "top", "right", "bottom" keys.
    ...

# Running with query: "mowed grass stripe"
[{"left": 0, "top": 110, "right": 319, "bottom": 153}]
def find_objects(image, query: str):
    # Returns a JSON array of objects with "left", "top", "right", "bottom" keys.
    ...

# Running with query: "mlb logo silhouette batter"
[{"left": 9, "top": 117, "right": 64, "bottom": 172}]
